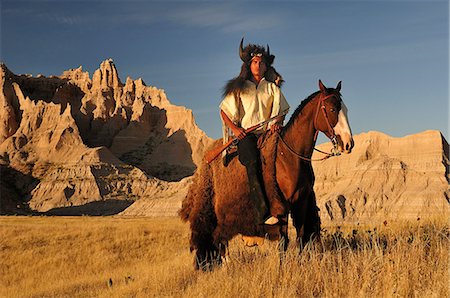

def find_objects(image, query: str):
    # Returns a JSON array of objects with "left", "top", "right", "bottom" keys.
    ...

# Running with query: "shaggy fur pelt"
[
  {"left": 259, "top": 131, "right": 286, "bottom": 217},
  {"left": 178, "top": 157, "right": 216, "bottom": 253},
  {"left": 179, "top": 132, "right": 286, "bottom": 250},
  {"left": 222, "top": 66, "right": 284, "bottom": 98}
]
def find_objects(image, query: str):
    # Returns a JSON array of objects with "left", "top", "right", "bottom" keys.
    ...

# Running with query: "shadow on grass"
[{"left": 44, "top": 200, "right": 134, "bottom": 216}]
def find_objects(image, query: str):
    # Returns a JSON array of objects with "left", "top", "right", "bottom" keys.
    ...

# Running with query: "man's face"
[{"left": 250, "top": 56, "right": 266, "bottom": 79}]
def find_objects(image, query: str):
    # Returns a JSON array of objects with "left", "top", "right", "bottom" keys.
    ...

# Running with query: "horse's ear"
[
  {"left": 336, "top": 81, "right": 342, "bottom": 92},
  {"left": 319, "top": 80, "right": 327, "bottom": 93}
]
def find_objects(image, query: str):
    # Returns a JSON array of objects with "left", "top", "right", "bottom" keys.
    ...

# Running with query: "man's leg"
[{"left": 237, "top": 134, "right": 278, "bottom": 225}]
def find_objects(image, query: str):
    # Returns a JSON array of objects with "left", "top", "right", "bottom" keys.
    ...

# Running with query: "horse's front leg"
[
  {"left": 290, "top": 193, "right": 308, "bottom": 250},
  {"left": 277, "top": 217, "right": 289, "bottom": 264},
  {"left": 303, "top": 191, "right": 321, "bottom": 243}
]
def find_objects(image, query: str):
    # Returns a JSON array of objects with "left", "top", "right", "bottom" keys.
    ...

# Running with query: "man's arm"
[
  {"left": 270, "top": 115, "right": 285, "bottom": 133},
  {"left": 269, "top": 83, "right": 289, "bottom": 133},
  {"left": 220, "top": 109, "right": 247, "bottom": 140}
]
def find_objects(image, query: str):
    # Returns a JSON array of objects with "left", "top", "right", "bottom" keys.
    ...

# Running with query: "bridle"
[
  {"left": 278, "top": 91, "right": 341, "bottom": 162},
  {"left": 313, "top": 92, "right": 339, "bottom": 146}
]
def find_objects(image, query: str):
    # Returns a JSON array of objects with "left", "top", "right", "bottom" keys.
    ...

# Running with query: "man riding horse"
[
  {"left": 219, "top": 38, "right": 290, "bottom": 225},
  {"left": 180, "top": 37, "right": 354, "bottom": 270}
]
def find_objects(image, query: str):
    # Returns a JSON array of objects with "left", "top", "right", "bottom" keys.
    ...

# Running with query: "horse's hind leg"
[
  {"left": 193, "top": 241, "right": 221, "bottom": 271},
  {"left": 191, "top": 212, "right": 221, "bottom": 271},
  {"left": 184, "top": 162, "right": 223, "bottom": 270},
  {"left": 189, "top": 195, "right": 221, "bottom": 270}
]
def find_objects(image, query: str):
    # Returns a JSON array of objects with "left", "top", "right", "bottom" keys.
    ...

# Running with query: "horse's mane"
[{"left": 283, "top": 90, "right": 320, "bottom": 131}]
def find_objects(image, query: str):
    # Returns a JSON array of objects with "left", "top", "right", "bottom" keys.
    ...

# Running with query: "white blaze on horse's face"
[{"left": 334, "top": 101, "right": 354, "bottom": 153}]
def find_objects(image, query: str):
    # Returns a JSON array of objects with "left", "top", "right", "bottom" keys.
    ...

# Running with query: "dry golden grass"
[{"left": 0, "top": 216, "right": 448, "bottom": 297}]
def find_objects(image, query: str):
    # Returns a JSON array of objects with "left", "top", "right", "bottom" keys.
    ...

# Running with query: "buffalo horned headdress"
[
  {"left": 239, "top": 37, "right": 275, "bottom": 66},
  {"left": 223, "top": 37, "right": 283, "bottom": 97}
]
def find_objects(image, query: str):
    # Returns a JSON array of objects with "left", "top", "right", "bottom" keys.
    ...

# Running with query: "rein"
[
  {"left": 277, "top": 132, "right": 340, "bottom": 161},
  {"left": 278, "top": 92, "right": 341, "bottom": 162}
]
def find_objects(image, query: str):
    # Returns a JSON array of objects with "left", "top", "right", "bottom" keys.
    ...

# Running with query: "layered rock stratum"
[
  {"left": 312, "top": 130, "right": 449, "bottom": 223},
  {"left": 1, "top": 60, "right": 448, "bottom": 222},
  {"left": 0, "top": 59, "right": 212, "bottom": 215},
  {"left": 113, "top": 130, "right": 450, "bottom": 222}
]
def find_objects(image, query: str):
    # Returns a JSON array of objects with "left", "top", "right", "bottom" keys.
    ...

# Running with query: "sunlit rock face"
[
  {"left": 0, "top": 60, "right": 213, "bottom": 215},
  {"left": 312, "top": 130, "right": 449, "bottom": 224},
  {"left": 1, "top": 60, "right": 447, "bottom": 220}
]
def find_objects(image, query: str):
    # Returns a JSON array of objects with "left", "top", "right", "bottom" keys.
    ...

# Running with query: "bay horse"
[{"left": 179, "top": 80, "right": 354, "bottom": 270}]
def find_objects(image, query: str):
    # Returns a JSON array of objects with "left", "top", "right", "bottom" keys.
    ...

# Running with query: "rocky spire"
[
  {"left": 0, "top": 64, "right": 20, "bottom": 144},
  {"left": 60, "top": 66, "right": 92, "bottom": 93},
  {"left": 92, "top": 58, "right": 122, "bottom": 90}
]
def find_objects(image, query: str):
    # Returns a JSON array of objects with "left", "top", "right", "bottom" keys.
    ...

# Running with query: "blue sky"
[{"left": 1, "top": 0, "right": 448, "bottom": 141}]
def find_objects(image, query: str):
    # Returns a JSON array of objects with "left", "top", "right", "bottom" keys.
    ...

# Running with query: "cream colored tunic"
[{"left": 220, "top": 78, "right": 290, "bottom": 142}]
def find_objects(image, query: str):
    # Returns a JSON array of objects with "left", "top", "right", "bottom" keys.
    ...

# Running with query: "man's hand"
[
  {"left": 221, "top": 110, "right": 247, "bottom": 140},
  {"left": 232, "top": 127, "right": 247, "bottom": 140},
  {"left": 270, "top": 123, "right": 282, "bottom": 133}
]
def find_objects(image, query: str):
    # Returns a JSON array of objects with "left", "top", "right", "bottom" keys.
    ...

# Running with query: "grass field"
[{"left": 0, "top": 216, "right": 448, "bottom": 297}]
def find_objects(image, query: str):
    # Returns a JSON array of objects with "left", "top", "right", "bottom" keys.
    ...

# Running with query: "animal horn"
[
  {"left": 267, "top": 44, "right": 270, "bottom": 56},
  {"left": 239, "top": 37, "right": 245, "bottom": 62}
]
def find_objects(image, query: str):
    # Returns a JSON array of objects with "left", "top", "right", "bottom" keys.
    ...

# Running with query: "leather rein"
[{"left": 277, "top": 92, "right": 341, "bottom": 162}]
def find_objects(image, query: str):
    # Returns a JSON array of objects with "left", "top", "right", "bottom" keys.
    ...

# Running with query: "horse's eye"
[{"left": 330, "top": 108, "right": 336, "bottom": 113}]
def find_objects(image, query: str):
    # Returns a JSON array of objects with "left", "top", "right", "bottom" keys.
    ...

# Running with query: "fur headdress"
[{"left": 223, "top": 37, "right": 284, "bottom": 97}]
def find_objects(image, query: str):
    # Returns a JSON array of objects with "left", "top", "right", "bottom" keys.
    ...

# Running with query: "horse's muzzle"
[{"left": 337, "top": 134, "right": 354, "bottom": 154}]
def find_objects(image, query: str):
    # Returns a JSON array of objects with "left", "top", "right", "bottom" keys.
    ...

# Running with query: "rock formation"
[
  {"left": 122, "top": 130, "right": 449, "bottom": 220},
  {"left": 119, "top": 176, "right": 192, "bottom": 217},
  {"left": 0, "top": 60, "right": 213, "bottom": 215},
  {"left": 1, "top": 60, "right": 447, "bottom": 222},
  {"left": 312, "top": 130, "right": 449, "bottom": 223}
]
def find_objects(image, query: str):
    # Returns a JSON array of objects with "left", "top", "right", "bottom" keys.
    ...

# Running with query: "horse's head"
[{"left": 315, "top": 80, "right": 354, "bottom": 154}]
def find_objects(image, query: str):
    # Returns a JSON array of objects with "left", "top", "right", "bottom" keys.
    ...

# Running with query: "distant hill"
[
  {"left": 312, "top": 130, "right": 449, "bottom": 223},
  {"left": 0, "top": 60, "right": 212, "bottom": 215},
  {"left": 122, "top": 130, "right": 449, "bottom": 222}
]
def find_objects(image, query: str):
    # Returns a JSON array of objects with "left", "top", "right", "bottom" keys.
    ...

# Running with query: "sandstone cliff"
[
  {"left": 0, "top": 60, "right": 213, "bottom": 214},
  {"left": 1, "top": 60, "right": 447, "bottom": 222},
  {"left": 122, "top": 130, "right": 449, "bottom": 221},
  {"left": 312, "top": 130, "right": 449, "bottom": 223}
]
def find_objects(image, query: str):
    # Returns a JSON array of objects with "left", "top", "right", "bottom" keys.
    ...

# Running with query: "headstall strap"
[
  {"left": 278, "top": 91, "right": 341, "bottom": 162},
  {"left": 277, "top": 132, "right": 335, "bottom": 162}
]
